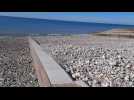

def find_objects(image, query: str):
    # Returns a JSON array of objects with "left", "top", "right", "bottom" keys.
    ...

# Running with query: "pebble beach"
[
  {"left": 34, "top": 35, "right": 134, "bottom": 87},
  {"left": 0, "top": 37, "right": 39, "bottom": 87}
]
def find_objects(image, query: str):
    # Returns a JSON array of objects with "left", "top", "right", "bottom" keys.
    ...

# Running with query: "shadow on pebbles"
[{"left": 0, "top": 37, "right": 39, "bottom": 87}]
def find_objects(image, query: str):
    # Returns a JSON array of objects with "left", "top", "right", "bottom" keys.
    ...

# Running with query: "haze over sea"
[{"left": 0, "top": 16, "right": 134, "bottom": 36}]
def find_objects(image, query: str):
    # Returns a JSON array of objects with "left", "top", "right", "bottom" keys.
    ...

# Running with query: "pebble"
[
  {"left": 0, "top": 37, "right": 39, "bottom": 87},
  {"left": 36, "top": 36, "right": 134, "bottom": 87}
]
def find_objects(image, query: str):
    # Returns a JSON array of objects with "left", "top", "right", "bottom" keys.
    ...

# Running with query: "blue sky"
[{"left": 0, "top": 12, "right": 134, "bottom": 25}]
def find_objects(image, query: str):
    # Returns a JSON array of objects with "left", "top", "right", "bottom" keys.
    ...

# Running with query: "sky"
[{"left": 0, "top": 12, "right": 134, "bottom": 25}]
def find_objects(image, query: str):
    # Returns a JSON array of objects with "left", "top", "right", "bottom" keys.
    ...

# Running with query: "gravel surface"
[
  {"left": 0, "top": 37, "right": 39, "bottom": 87},
  {"left": 34, "top": 35, "right": 134, "bottom": 87}
]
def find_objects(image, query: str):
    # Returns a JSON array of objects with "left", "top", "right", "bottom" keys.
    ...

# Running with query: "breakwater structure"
[{"left": 29, "top": 37, "right": 88, "bottom": 87}]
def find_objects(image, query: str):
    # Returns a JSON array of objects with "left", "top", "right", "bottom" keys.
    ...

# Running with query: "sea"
[{"left": 0, "top": 16, "right": 134, "bottom": 36}]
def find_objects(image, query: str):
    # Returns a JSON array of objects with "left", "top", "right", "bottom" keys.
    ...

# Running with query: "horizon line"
[{"left": 0, "top": 15, "right": 134, "bottom": 26}]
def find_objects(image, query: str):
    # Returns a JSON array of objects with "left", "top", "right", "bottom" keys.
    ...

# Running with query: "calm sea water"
[{"left": 0, "top": 16, "right": 134, "bottom": 36}]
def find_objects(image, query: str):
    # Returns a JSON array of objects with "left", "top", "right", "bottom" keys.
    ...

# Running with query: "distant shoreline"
[{"left": 0, "top": 28, "right": 134, "bottom": 37}]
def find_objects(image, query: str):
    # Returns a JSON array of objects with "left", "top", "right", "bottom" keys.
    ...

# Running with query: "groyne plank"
[{"left": 29, "top": 37, "right": 80, "bottom": 87}]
